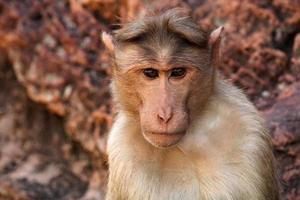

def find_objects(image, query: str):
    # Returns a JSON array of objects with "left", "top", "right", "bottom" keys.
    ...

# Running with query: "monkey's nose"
[{"left": 157, "top": 107, "right": 173, "bottom": 124}]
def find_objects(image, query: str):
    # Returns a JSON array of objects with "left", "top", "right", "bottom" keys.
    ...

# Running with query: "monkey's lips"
[{"left": 143, "top": 131, "right": 186, "bottom": 148}]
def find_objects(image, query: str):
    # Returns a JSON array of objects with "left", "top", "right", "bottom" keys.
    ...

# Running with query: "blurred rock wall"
[{"left": 0, "top": 0, "right": 299, "bottom": 199}]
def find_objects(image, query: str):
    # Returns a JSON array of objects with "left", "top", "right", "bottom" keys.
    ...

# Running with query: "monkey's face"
[
  {"left": 138, "top": 67, "right": 193, "bottom": 148},
  {"left": 112, "top": 28, "right": 213, "bottom": 148},
  {"left": 114, "top": 52, "right": 213, "bottom": 148}
]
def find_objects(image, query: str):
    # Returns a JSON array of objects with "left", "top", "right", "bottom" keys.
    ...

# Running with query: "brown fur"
[{"left": 103, "top": 9, "right": 279, "bottom": 200}]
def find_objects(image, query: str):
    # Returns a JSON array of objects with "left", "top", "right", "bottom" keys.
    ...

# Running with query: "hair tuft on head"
[{"left": 114, "top": 8, "right": 208, "bottom": 48}]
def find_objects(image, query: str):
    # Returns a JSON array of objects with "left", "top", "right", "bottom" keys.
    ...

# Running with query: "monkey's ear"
[
  {"left": 209, "top": 26, "right": 224, "bottom": 66},
  {"left": 101, "top": 31, "right": 115, "bottom": 52}
]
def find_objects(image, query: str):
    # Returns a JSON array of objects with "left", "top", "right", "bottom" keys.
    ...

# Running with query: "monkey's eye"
[
  {"left": 170, "top": 68, "right": 186, "bottom": 78},
  {"left": 143, "top": 68, "right": 159, "bottom": 79}
]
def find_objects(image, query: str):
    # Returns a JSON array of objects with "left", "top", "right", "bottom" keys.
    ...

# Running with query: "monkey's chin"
[{"left": 143, "top": 131, "right": 186, "bottom": 148}]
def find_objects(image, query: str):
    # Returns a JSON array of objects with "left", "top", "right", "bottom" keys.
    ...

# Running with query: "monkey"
[{"left": 102, "top": 9, "right": 279, "bottom": 200}]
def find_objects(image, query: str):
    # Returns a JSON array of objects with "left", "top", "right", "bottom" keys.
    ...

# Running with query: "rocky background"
[{"left": 0, "top": 0, "right": 299, "bottom": 199}]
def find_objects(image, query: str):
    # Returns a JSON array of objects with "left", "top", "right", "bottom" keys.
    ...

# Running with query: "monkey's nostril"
[{"left": 157, "top": 110, "right": 173, "bottom": 124}]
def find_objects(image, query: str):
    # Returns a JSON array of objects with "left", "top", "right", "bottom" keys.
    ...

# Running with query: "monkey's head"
[{"left": 102, "top": 10, "right": 223, "bottom": 148}]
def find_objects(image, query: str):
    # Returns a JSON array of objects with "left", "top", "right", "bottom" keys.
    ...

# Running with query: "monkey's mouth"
[
  {"left": 151, "top": 131, "right": 185, "bottom": 136},
  {"left": 143, "top": 131, "right": 186, "bottom": 148}
]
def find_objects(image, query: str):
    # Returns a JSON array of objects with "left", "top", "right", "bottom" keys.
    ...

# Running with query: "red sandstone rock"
[
  {"left": 264, "top": 82, "right": 300, "bottom": 199},
  {"left": 0, "top": 0, "right": 299, "bottom": 199}
]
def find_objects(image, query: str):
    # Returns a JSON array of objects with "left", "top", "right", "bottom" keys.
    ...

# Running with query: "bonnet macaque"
[{"left": 102, "top": 9, "right": 279, "bottom": 200}]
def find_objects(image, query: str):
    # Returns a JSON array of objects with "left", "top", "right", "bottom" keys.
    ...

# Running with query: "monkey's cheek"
[{"left": 142, "top": 132, "right": 186, "bottom": 148}]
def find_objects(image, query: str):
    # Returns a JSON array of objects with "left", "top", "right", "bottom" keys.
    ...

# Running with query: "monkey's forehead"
[{"left": 114, "top": 42, "right": 211, "bottom": 71}]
